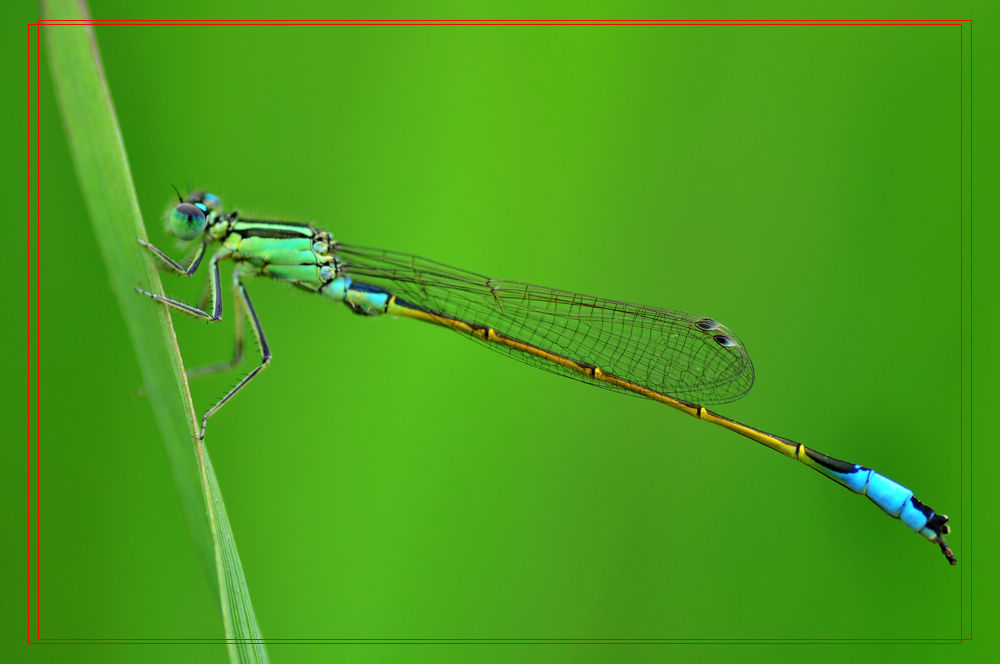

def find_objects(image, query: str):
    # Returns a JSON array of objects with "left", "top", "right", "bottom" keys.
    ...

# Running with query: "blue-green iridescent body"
[
  {"left": 136, "top": 191, "right": 956, "bottom": 565},
  {"left": 188, "top": 204, "right": 387, "bottom": 311}
]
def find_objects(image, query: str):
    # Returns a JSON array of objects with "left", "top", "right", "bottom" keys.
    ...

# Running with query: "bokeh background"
[{"left": 9, "top": 1, "right": 996, "bottom": 663}]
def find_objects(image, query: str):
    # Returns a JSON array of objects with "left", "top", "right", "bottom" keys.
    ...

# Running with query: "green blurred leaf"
[{"left": 42, "top": 1, "right": 268, "bottom": 659}]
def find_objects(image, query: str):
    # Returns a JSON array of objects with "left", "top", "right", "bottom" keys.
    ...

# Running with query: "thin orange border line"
[{"left": 27, "top": 18, "right": 972, "bottom": 646}]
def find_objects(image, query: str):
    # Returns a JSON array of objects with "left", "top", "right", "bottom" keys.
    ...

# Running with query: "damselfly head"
[{"left": 185, "top": 190, "right": 222, "bottom": 211}]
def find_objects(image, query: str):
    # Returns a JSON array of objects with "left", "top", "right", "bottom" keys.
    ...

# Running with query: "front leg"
[
  {"left": 138, "top": 238, "right": 207, "bottom": 276},
  {"left": 136, "top": 248, "right": 228, "bottom": 321}
]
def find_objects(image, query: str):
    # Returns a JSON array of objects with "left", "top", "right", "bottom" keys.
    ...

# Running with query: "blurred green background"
[{"left": 9, "top": 1, "right": 996, "bottom": 663}]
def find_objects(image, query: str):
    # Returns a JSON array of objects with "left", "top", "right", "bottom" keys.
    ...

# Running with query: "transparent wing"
[{"left": 335, "top": 243, "right": 755, "bottom": 406}]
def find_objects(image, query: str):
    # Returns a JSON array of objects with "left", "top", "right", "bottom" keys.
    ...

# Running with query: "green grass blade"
[{"left": 42, "top": 1, "right": 268, "bottom": 658}]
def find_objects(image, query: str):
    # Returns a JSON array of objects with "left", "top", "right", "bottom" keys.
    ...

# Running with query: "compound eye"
[{"left": 169, "top": 202, "right": 207, "bottom": 240}]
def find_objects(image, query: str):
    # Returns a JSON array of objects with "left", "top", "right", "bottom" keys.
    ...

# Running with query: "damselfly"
[{"left": 137, "top": 190, "right": 956, "bottom": 565}]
